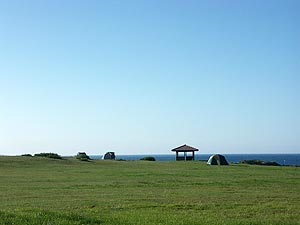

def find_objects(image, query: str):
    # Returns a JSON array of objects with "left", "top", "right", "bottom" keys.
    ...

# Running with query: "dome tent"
[
  {"left": 102, "top": 152, "right": 116, "bottom": 160},
  {"left": 207, "top": 154, "right": 229, "bottom": 165}
]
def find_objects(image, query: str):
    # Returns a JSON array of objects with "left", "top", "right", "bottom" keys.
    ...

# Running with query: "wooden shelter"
[{"left": 171, "top": 144, "right": 199, "bottom": 161}]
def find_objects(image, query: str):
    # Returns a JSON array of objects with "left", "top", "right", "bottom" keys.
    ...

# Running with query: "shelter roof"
[{"left": 171, "top": 144, "right": 199, "bottom": 152}]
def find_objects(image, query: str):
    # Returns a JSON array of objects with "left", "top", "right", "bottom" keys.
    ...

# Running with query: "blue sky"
[{"left": 0, "top": 0, "right": 299, "bottom": 155}]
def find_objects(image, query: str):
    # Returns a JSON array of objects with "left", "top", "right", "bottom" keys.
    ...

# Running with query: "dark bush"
[
  {"left": 140, "top": 156, "right": 156, "bottom": 161},
  {"left": 79, "top": 158, "right": 89, "bottom": 162},
  {"left": 240, "top": 159, "right": 263, "bottom": 165},
  {"left": 34, "top": 153, "right": 62, "bottom": 159},
  {"left": 76, "top": 152, "right": 90, "bottom": 161},
  {"left": 21, "top": 154, "right": 32, "bottom": 157},
  {"left": 240, "top": 159, "right": 280, "bottom": 166},
  {"left": 262, "top": 161, "right": 281, "bottom": 166}
]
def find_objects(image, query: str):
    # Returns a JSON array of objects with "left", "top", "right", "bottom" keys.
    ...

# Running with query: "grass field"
[{"left": 0, "top": 156, "right": 299, "bottom": 225}]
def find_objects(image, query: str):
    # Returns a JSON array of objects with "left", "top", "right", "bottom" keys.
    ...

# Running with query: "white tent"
[
  {"left": 207, "top": 154, "right": 229, "bottom": 165},
  {"left": 102, "top": 152, "right": 116, "bottom": 160}
]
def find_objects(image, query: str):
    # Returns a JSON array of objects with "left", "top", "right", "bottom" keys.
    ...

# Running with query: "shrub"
[
  {"left": 240, "top": 159, "right": 263, "bottom": 165},
  {"left": 240, "top": 159, "right": 280, "bottom": 166},
  {"left": 140, "top": 156, "right": 156, "bottom": 161},
  {"left": 34, "top": 153, "right": 62, "bottom": 159},
  {"left": 76, "top": 152, "right": 90, "bottom": 161},
  {"left": 78, "top": 158, "right": 89, "bottom": 162},
  {"left": 21, "top": 154, "right": 32, "bottom": 157},
  {"left": 262, "top": 161, "right": 281, "bottom": 166}
]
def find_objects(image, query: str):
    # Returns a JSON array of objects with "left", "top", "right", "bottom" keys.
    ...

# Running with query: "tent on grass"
[
  {"left": 102, "top": 152, "right": 116, "bottom": 160},
  {"left": 207, "top": 154, "right": 229, "bottom": 165}
]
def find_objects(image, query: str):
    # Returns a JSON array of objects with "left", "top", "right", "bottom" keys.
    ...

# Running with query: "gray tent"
[
  {"left": 207, "top": 154, "right": 229, "bottom": 165},
  {"left": 102, "top": 152, "right": 116, "bottom": 160}
]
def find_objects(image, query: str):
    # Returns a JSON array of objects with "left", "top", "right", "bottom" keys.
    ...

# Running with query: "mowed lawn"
[{"left": 0, "top": 156, "right": 299, "bottom": 225}]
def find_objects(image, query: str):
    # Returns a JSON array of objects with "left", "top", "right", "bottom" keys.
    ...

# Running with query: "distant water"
[{"left": 91, "top": 154, "right": 300, "bottom": 166}]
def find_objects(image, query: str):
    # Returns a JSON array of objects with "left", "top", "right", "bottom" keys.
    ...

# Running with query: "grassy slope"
[{"left": 0, "top": 156, "right": 299, "bottom": 225}]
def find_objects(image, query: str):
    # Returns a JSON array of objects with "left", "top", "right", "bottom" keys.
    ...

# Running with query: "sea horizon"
[
  {"left": 90, "top": 153, "right": 300, "bottom": 166},
  {"left": 2, "top": 153, "right": 299, "bottom": 166}
]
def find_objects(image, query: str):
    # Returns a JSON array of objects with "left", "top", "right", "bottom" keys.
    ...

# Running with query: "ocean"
[{"left": 91, "top": 154, "right": 300, "bottom": 166}]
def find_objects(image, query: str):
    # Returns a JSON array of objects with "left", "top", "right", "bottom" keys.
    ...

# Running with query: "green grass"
[{"left": 0, "top": 156, "right": 299, "bottom": 224}]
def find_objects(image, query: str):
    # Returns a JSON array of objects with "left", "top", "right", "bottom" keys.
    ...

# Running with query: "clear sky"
[{"left": 0, "top": 0, "right": 299, "bottom": 155}]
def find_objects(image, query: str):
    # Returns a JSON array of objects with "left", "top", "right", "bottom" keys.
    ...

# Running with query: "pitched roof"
[{"left": 171, "top": 144, "right": 199, "bottom": 152}]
